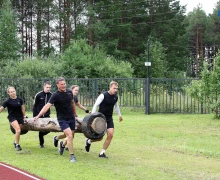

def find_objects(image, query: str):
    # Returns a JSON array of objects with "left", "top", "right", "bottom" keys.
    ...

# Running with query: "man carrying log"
[
  {"left": 85, "top": 81, "right": 123, "bottom": 158},
  {"left": 34, "top": 77, "right": 77, "bottom": 163},
  {"left": 33, "top": 80, "right": 52, "bottom": 148}
]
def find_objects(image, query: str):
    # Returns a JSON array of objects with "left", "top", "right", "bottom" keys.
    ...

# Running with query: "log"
[{"left": 11, "top": 112, "right": 107, "bottom": 140}]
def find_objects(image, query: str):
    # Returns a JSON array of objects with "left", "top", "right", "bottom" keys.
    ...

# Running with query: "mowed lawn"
[{"left": 0, "top": 110, "right": 220, "bottom": 180}]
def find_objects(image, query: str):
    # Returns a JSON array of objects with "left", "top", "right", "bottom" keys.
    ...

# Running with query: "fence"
[{"left": 0, "top": 78, "right": 209, "bottom": 114}]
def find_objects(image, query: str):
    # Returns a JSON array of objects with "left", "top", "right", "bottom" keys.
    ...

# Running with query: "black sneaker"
[
  {"left": 85, "top": 138, "right": 91, "bottom": 152},
  {"left": 39, "top": 144, "right": 44, "bottom": 148},
  {"left": 54, "top": 136, "right": 58, "bottom": 147},
  {"left": 65, "top": 147, "right": 69, "bottom": 151},
  {"left": 99, "top": 153, "right": 108, "bottom": 158},
  {"left": 59, "top": 141, "right": 65, "bottom": 155},
  {"left": 15, "top": 144, "right": 22, "bottom": 151}
]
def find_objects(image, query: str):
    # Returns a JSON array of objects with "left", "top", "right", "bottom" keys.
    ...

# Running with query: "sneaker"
[
  {"left": 59, "top": 141, "right": 65, "bottom": 155},
  {"left": 39, "top": 144, "right": 44, "bottom": 148},
  {"left": 54, "top": 136, "right": 58, "bottom": 147},
  {"left": 99, "top": 153, "right": 108, "bottom": 158},
  {"left": 70, "top": 155, "right": 76, "bottom": 163},
  {"left": 65, "top": 147, "right": 69, "bottom": 151},
  {"left": 85, "top": 138, "right": 91, "bottom": 152},
  {"left": 13, "top": 142, "right": 16, "bottom": 148},
  {"left": 15, "top": 144, "right": 22, "bottom": 151}
]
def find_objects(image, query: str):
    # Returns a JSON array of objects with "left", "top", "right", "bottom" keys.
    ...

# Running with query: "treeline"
[{"left": 0, "top": 0, "right": 220, "bottom": 78}]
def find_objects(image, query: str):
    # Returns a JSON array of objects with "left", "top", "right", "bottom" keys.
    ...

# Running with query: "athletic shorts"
[
  {"left": 58, "top": 119, "right": 75, "bottom": 131},
  {"left": 8, "top": 116, "right": 24, "bottom": 125},
  {"left": 105, "top": 116, "right": 114, "bottom": 129}
]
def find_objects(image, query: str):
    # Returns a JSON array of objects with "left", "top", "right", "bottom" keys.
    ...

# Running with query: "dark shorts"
[
  {"left": 8, "top": 116, "right": 24, "bottom": 125},
  {"left": 58, "top": 119, "right": 75, "bottom": 131},
  {"left": 106, "top": 116, "right": 114, "bottom": 129}
]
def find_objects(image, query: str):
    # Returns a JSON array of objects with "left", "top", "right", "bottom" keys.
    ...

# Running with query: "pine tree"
[{"left": 0, "top": 0, "right": 21, "bottom": 64}]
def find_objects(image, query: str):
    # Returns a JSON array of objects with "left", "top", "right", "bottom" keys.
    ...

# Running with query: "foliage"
[
  {"left": 0, "top": 0, "right": 21, "bottom": 64},
  {"left": 0, "top": 56, "right": 62, "bottom": 78},
  {"left": 60, "top": 39, "right": 133, "bottom": 78},
  {"left": 133, "top": 39, "right": 167, "bottom": 78},
  {"left": 188, "top": 54, "right": 220, "bottom": 118}
]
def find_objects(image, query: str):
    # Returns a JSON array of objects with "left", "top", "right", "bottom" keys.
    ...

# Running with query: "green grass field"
[{"left": 0, "top": 109, "right": 220, "bottom": 180}]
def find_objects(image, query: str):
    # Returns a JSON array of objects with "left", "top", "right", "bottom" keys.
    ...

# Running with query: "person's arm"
[
  {"left": 91, "top": 94, "right": 104, "bottom": 113},
  {"left": 72, "top": 100, "right": 77, "bottom": 117},
  {"left": 34, "top": 103, "right": 52, "bottom": 121},
  {"left": 33, "top": 93, "right": 40, "bottom": 117},
  {"left": 0, "top": 106, "right": 4, "bottom": 113},
  {"left": 114, "top": 102, "right": 123, "bottom": 122},
  {"left": 76, "top": 102, "right": 90, "bottom": 113},
  {"left": 21, "top": 105, "right": 28, "bottom": 121}
]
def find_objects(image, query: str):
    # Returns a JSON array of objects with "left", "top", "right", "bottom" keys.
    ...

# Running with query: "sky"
[{"left": 179, "top": 0, "right": 219, "bottom": 15}]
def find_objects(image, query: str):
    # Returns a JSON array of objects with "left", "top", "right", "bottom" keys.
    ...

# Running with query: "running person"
[
  {"left": 34, "top": 77, "right": 77, "bottom": 162},
  {"left": 33, "top": 81, "right": 52, "bottom": 148},
  {"left": 0, "top": 86, "right": 27, "bottom": 151},
  {"left": 54, "top": 85, "right": 90, "bottom": 153},
  {"left": 85, "top": 81, "right": 123, "bottom": 158}
]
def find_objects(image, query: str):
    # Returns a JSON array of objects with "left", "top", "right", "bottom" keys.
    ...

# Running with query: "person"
[
  {"left": 33, "top": 81, "right": 52, "bottom": 148},
  {"left": 34, "top": 77, "right": 77, "bottom": 163},
  {"left": 0, "top": 86, "right": 27, "bottom": 151},
  {"left": 53, "top": 85, "right": 90, "bottom": 153},
  {"left": 85, "top": 81, "right": 123, "bottom": 158}
]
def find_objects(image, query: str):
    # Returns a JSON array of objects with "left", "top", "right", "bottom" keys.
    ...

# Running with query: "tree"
[
  {"left": 188, "top": 54, "right": 220, "bottom": 119},
  {"left": 0, "top": 0, "right": 21, "bottom": 64},
  {"left": 133, "top": 39, "right": 167, "bottom": 78},
  {"left": 60, "top": 39, "right": 133, "bottom": 78}
]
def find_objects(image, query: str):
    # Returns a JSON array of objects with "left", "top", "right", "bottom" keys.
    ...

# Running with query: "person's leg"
[
  {"left": 54, "top": 133, "right": 66, "bottom": 147},
  {"left": 39, "top": 132, "right": 50, "bottom": 147},
  {"left": 63, "top": 128, "right": 74, "bottom": 155},
  {"left": 98, "top": 128, "right": 114, "bottom": 157},
  {"left": 11, "top": 120, "right": 22, "bottom": 151},
  {"left": 39, "top": 132, "right": 44, "bottom": 147}
]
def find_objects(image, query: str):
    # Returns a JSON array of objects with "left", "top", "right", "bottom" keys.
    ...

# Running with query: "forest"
[{"left": 0, "top": 0, "right": 220, "bottom": 79}]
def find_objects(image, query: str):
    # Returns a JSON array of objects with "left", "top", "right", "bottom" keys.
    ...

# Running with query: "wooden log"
[{"left": 17, "top": 112, "right": 107, "bottom": 140}]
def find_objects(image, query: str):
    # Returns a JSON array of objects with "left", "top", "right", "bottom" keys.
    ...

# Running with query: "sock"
[
  {"left": 87, "top": 139, "right": 91, "bottom": 144},
  {"left": 55, "top": 136, "right": 58, "bottom": 140},
  {"left": 100, "top": 149, "right": 106, "bottom": 155}
]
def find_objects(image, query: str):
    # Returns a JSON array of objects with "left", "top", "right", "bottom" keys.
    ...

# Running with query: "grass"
[{"left": 1, "top": 109, "right": 220, "bottom": 180}]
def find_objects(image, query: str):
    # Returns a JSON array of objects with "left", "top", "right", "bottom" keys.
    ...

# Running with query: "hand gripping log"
[{"left": 10, "top": 112, "right": 107, "bottom": 140}]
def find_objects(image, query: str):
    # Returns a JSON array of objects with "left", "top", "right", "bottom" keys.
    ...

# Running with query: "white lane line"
[{"left": 0, "top": 163, "right": 42, "bottom": 180}]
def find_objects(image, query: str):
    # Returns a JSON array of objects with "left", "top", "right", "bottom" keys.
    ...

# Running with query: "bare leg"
[
  {"left": 11, "top": 120, "right": 21, "bottom": 144},
  {"left": 102, "top": 128, "right": 114, "bottom": 150},
  {"left": 63, "top": 128, "right": 74, "bottom": 155}
]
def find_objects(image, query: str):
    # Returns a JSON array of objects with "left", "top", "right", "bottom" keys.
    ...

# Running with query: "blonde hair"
[
  {"left": 109, "top": 81, "right": 118, "bottom": 87},
  {"left": 70, "top": 85, "right": 79, "bottom": 90},
  {"left": 7, "top": 86, "right": 15, "bottom": 93}
]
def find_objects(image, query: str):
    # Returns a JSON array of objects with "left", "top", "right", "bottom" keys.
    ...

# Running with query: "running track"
[{"left": 0, "top": 162, "right": 44, "bottom": 180}]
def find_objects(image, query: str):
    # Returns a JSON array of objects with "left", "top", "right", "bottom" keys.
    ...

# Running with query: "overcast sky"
[{"left": 179, "top": 0, "right": 219, "bottom": 14}]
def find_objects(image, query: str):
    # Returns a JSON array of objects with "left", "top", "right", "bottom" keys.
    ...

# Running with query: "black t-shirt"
[
  {"left": 73, "top": 96, "right": 78, "bottom": 104},
  {"left": 33, "top": 91, "right": 52, "bottom": 117},
  {"left": 2, "top": 97, "right": 24, "bottom": 119},
  {"left": 98, "top": 91, "right": 118, "bottom": 117},
  {"left": 49, "top": 89, "right": 74, "bottom": 121}
]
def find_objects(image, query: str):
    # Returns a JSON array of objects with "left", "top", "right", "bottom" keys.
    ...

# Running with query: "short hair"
[
  {"left": 7, "top": 86, "right": 15, "bottom": 93},
  {"left": 70, "top": 85, "right": 79, "bottom": 90},
  {"left": 109, "top": 81, "right": 118, "bottom": 87},
  {"left": 56, "top": 77, "right": 65, "bottom": 84},
  {"left": 44, "top": 81, "right": 51, "bottom": 86}
]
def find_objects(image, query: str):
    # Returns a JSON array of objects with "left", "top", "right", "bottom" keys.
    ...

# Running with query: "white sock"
[
  {"left": 87, "top": 139, "right": 91, "bottom": 144},
  {"left": 100, "top": 149, "right": 106, "bottom": 155}
]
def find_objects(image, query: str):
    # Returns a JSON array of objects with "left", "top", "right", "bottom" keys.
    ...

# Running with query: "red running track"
[{"left": 0, "top": 162, "right": 44, "bottom": 180}]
